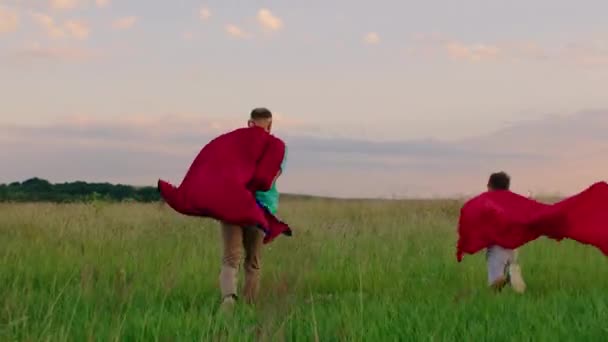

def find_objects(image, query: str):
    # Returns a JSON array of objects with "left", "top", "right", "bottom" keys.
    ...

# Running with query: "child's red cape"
[
  {"left": 457, "top": 181, "right": 608, "bottom": 261},
  {"left": 157, "top": 126, "right": 291, "bottom": 244}
]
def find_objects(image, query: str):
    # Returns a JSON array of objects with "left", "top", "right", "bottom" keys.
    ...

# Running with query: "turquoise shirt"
[{"left": 255, "top": 147, "right": 287, "bottom": 214}]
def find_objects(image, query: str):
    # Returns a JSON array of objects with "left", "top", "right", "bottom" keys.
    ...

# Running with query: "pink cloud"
[
  {"left": 50, "top": 0, "right": 79, "bottom": 10},
  {"left": 64, "top": 20, "right": 89, "bottom": 40},
  {"left": 413, "top": 32, "right": 608, "bottom": 67},
  {"left": 562, "top": 42, "right": 608, "bottom": 67},
  {"left": 445, "top": 41, "right": 501, "bottom": 62},
  {"left": 409, "top": 34, "right": 503, "bottom": 62},
  {"left": 112, "top": 16, "right": 138, "bottom": 30},
  {"left": 199, "top": 7, "right": 211, "bottom": 21},
  {"left": 96, "top": 0, "right": 110, "bottom": 8},
  {"left": 0, "top": 5, "right": 19, "bottom": 34},
  {"left": 363, "top": 32, "right": 380, "bottom": 45},
  {"left": 59, "top": 114, "right": 244, "bottom": 137},
  {"left": 2, "top": 111, "right": 607, "bottom": 197},
  {"left": 13, "top": 42, "right": 100, "bottom": 62},
  {"left": 30, "top": 12, "right": 89, "bottom": 40},
  {"left": 31, "top": 12, "right": 66, "bottom": 39},
  {"left": 511, "top": 42, "right": 549, "bottom": 60},
  {"left": 225, "top": 24, "right": 250, "bottom": 39},
  {"left": 182, "top": 31, "right": 194, "bottom": 41},
  {"left": 257, "top": 8, "right": 283, "bottom": 32}
]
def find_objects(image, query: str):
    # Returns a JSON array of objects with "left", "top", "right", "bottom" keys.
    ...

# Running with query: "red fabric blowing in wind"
[
  {"left": 157, "top": 126, "right": 291, "bottom": 244},
  {"left": 457, "top": 181, "right": 608, "bottom": 261}
]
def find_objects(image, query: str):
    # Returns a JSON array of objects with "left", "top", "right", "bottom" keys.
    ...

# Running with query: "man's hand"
[{"left": 272, "top": 170, "right": 282, "bottom": 184}]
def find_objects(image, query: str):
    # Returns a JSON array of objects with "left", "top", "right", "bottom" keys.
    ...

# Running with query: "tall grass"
[{"left": 1, "top": 199, "right": 607, "bottom": 341}]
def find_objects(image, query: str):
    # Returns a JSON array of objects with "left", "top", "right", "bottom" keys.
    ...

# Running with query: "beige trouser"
[{"left": 219, "top": 222, "right": 264, "bottom": 303}]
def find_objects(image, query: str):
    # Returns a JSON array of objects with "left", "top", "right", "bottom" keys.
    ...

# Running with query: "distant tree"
[
  {"left": 22, "top": 177, "right": 52, "bottom": 190},
  {"left": 0, "top": 178, "right": 161, "bottom": 203},
  {"left": 135, "top": 187, "right": 161, "bottom": 202}
]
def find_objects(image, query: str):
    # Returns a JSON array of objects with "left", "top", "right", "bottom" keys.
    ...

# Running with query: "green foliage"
[
  {"left": 0, "top": 178, "right": 160, "bottom": 203},
  {"left": 1, "top": 201, "right": 607, "bottom": 340}
]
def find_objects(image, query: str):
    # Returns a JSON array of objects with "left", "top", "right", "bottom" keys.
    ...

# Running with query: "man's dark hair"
[
  {"left": 488, "top": 171, "right": 510, "bottom": 190},
  {"left": 250, "top": 108, "right": 272, "bottom": 120}
]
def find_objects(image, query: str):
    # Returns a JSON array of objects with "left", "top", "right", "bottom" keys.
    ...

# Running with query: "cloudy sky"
[{"left": 1, "top": 0, "right": 608, "bottom": 197}]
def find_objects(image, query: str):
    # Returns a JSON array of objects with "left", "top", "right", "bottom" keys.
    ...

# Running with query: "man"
[
  {"left": 219, "top": 108, "right": 287, "bottom": 310},
  {"left": 157, "top": 107, "right": 291, "bottom": 312},
  {"left": 485, "top": 172, "right": 526, "bottom": 293}
]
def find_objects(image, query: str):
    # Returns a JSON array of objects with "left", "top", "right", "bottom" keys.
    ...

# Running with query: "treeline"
[{"left": 0, "top": 178, "right": 161, "bottom": 203}]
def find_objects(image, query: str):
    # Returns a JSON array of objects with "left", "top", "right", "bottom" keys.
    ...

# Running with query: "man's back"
[
  {"left": 158, "top": 125, "right": 286, "bottom": 228},
  {"left": 183, "top": 126, "right": 270, "bottom": 187}
]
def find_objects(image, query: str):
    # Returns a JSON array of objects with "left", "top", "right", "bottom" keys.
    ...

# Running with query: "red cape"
[
  {"left": 157, "top": 126, "right": 291, "bottom": 244},
  {"left": 457, "top": 181, "right": 608, "bottom": 261}
]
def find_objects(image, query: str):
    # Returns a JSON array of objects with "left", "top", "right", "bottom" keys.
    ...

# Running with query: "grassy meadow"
[{"left": 1, "top": 198, "right": 608, "bottom": 341}]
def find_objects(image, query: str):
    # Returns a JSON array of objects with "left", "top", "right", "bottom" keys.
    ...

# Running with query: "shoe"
[
  {"left": 508, "top": 264, "right": 526, "bottom": 294},
  {"left": 490, "top": 276, "right": 508, "bottom": 292},
  {"left": 219, "top": 294, "right": 237, "bottom": 315}
]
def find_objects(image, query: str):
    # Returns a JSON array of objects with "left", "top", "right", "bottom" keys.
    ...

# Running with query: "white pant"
[{"left": 486, "top": 245, "right": 518, "bottom": 285}]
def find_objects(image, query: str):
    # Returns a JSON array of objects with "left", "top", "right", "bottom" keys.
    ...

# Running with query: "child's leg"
[
  {"left": 508, "top": 249, "right": 526, "bottom": 293},
  {"left": 486, "top": 245, "right": 511, "bottom": 290}
]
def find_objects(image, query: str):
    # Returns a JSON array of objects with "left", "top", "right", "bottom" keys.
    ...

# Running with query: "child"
[
  {"left": 458, "top": 176, "right": 608, "bottom": 290},
  {"left": 219, "top": 108, "right": 287, "bottom": 311},
  {"left": 486, "top": 172, "right": 526, "bottom": 293}
]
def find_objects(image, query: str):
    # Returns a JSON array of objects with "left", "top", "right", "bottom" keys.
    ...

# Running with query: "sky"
[{"left": 1, "top": 0, "right": 608, "bottom": 197}]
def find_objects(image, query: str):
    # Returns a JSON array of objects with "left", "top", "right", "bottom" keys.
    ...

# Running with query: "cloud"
[
  {"left": 199, "top": 7, "right": 211, "bottom": 21},
  {"left": 509, "top": 42, "right": 549, "bottom": 61},
  {"left": 410, "top": 33, "right": 511, "bottom": 62},
  {"left": 363, "top": 32, "right": 380, "bottom": 45},
  {"left": 95, "top": 0, "right": 110, "bottom": 8},
  {"left": 445, "top": 41, "right": 501, "bottom": 62},
  {"left": 562, "top": 41, "right": 608, "bottom": 67},
  {"left": 50, "top": 0, "right": 79, "bottom": 10},
  {"left": 504, "top": 40, "right": 608, "bottom": 66},
  {"left": 181, "top": 31, "right": 194, "bottom": 41},
  {"left": 2, "top": 111, "right": 607, "bottom": 198},
  {"left": 0, "top": 6, "right": 19, "bottom": 34},
  {"left": 412, "top": 32, "right": 446, "bottom": 43},
  {"left": 30, "top": 12, "right": 90, "bottom": 40},
  {"left": 257, "top": 8, "right": 283, "bottom": 31},
  {"left": 411, "top": 32, "right": 608, "bottom": 67},
  {"left": 0, "top": 115, "right": 484, "bottom": 195},
  {"left": 64, "top": 20, "right": 89, "bottom": 40},
  {"left": 225, "top": 24, "right": 249, "bottom": 39},
  {"left": 112, "top": 16, "right": 138, "bottom": 30},
  {"left": 30, "top": 12, "right": 66, "bottom": 39},
  {"left": 11, "top": 42, "right": 100, "bottom": 62}
]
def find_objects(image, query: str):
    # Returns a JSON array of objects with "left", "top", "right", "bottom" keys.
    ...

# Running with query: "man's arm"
[
  {"left": 249, "top": 138, "right": 286, "bottom": 191},
  {"left": 273, "top": 146, "right": 287, "bottom": 184}
]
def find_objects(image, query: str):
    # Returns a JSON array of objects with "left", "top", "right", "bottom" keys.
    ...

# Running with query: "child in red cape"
[
  {"left": 157, "top": 108, "right": 289, "bottom": 311},
  {"left": 484, "top": 172, "right": 526, "bottom": 293},
  {"left": 457, "top": 173, "right": 608, "bottom": 292}
]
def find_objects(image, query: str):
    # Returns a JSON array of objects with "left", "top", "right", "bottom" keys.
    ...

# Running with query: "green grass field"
[{"left": 1, "top": 199, "right": 607, "bottom": 341}]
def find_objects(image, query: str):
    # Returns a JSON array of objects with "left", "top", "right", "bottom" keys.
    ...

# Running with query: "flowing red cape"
[
  {"left": 157, "top": 126, "right": 291, "bottom": 244},
  {"left": 457, "top": 181, "right": 608, "bottom": 261}
]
